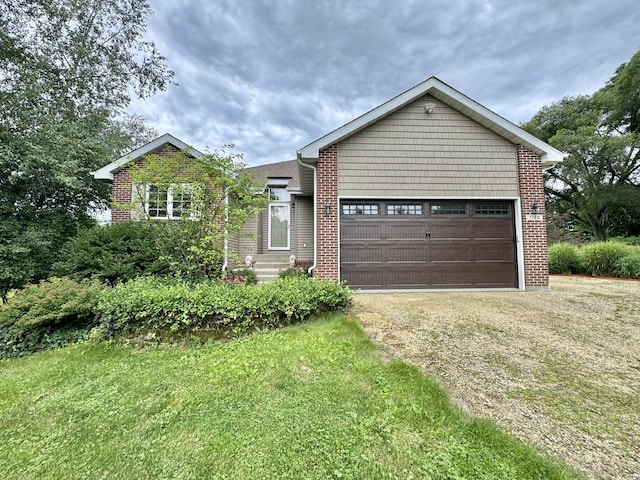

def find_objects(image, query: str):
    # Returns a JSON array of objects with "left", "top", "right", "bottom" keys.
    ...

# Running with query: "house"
[{"left": 93, "top": 76, "right": 564, "bottom": 291}]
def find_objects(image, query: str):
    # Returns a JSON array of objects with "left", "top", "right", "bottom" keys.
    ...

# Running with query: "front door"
[
  {"left": 268, "top": 187, "right": 291, "bottom": 250},
  {"left": 269, "top": 204, "right": 290, "bottom": 250}
]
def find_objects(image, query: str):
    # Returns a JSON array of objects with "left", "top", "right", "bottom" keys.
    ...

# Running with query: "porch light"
[
  {"left": 531, "top": 202, "right": 542, "bottom": 214},
  {"left": 324, "top": 203, "right": 331, "bottom": 216}
]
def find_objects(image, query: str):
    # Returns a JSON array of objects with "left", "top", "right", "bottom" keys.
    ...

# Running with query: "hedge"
[{"left": 97, "top": 276, "right": 352, "bottom": 335}]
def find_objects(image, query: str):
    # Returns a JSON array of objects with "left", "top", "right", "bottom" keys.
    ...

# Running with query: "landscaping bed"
[{"left": 351, "top": 276, "right": 640, "bottom": 480}]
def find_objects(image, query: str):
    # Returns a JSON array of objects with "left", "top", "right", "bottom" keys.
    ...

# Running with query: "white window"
[{"left": 145, "top": 184, "right": 195, "bottom": 219}]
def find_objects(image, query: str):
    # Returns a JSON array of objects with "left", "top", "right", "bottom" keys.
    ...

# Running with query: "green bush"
[
  {"left": 223, "top": 268, "right": 257, "bottom": 285},
  {"left": 548, "top": 243, "right": 582, "bottom": 274},
  {"left": 580, "top": 241, "right": 631, "bottom": 277},
  {"left": 278, "top": 267, "right": 309, "bottom": 279},
  {"left": 97, "top": 277, "right": 352, "bottom": 334},
  {"left": 53, "top": 222, "right": 172, "bottom": 285},
  {"left": 609, "top": 236, "right": 640, "bottom": 246},
  {"left": 615, "top": 253, "right": 640, "bottom": 279},
  {"left": 0, "top": 278, "right": 105, "bottom": 358}
]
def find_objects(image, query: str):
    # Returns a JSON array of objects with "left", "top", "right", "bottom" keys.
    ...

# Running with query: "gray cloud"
[{"left": 128, "top": 0, "right": 640, "bottom": 165}]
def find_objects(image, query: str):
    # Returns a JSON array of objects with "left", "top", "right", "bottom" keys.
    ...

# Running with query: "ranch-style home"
[{"left": 93, "top": 77, "right": 564, "bottom": 291}]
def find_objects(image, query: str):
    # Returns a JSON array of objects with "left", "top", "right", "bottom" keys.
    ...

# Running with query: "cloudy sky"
[{"left": 128, "top": 0, "right": 640, "bottom": 166}]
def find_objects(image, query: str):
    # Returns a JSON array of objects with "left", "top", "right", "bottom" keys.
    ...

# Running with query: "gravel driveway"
[{"left": 351, "top": 276, "right": 640, "bottom": 480}]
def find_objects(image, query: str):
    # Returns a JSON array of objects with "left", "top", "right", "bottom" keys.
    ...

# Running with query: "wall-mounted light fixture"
[
  {"left": 424, "top": 103, "right": 436, "bottom": 114},
  {"left": 531, "top": 202, "right": 542, "bottom": 214},
  {"left": 324, "top": 203, "right": 331, "bottom": 217}
]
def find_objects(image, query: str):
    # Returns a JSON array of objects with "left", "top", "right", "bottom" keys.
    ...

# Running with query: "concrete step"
[{"left": 240, "top": 254, "right": 296, "bottom": 282}]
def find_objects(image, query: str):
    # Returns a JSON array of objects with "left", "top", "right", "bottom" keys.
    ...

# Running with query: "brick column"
[
  {"left": 315, "top": 145, "right": 339, "bottom": 280},
  {"left": 111, "top": 169, "right": 132, "bottom": 222},
  {"left": 517, "top": 145, "right": 549, "bottom": 290}
]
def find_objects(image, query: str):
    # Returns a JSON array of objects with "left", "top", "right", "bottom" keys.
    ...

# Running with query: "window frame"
[
  {"left": 145, "top": 183, "right": 196, "bottom": 220},
  {"left": 341, "top": 204, "right": 380, "bottom": 216}
]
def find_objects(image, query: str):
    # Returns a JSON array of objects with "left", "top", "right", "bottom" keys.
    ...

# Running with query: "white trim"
[
  {"left": 297, "top": 157, "right": 317, "bottom": 275},
  {"left": 144, "top": 183, "right": 195, "bottom": 220},
  {"left": 514, "top": 198, "right": 526, "bottom": 291},
  {"left": 267, "top": 203, "right": 291, "bottom": 251},
  {"left": 92, "top": 133, "right": 203, "bottom": 180},
  {"left": 339, "top": 195, "right": 520, "bottom": 200},
  {"left": 297, "top": 77, "right": 566, "bottom": 167}
]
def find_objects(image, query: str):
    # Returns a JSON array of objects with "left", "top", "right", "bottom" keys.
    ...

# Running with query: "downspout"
[
  {"left": 297, "top": 154, "right": 317, "bottom": 276},
  {"left": 221, "top": 188, "right": 230, "bottom": 274}
]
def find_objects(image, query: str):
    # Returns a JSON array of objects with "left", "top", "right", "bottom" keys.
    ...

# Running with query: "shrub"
[
  {"left": 580, "top": 241, "right": 631, "bottom": 277},
  {"left": 615, "top": 253, "right": 640, "bottom": 279},
  {"left": 223, "top": 268, "right": 257, "bottom": 285},
  {"left": 53, "top": 222, "right": 172, "bottom": 285},
  {"left": 97, "top": 277, "right": 352, "bottom": 335},
  {"left": 609, "top": 236, "right": 640, "bottom": 246},
  {"left": 278, "top": 267, "right": 309, "bottom": 279},
  {"left": 0, "top": 278, "right": 105, "bottom": 358},
  {"left": 548, "top": 243, "right": 582, "bottom": 274}
]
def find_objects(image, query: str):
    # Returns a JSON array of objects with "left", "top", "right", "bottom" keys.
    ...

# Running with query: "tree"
[
  {"left": 126, "top": 148, "right": 269, "bottom": 282},
  {"left": 523, "top": 50, "right": 640, "bottom": 241},
  {"left": 0, "top": 0, "right": 172, "bottom": 298}
]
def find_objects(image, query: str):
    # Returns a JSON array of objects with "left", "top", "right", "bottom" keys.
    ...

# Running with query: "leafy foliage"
[
  {"left": 548, "top": 243, "right": 582, "bottom": 274},
  {"left": 0, "top": 278, "right": 105, "bottom": 358},
  {"left": 524, "top": 50, "right": 640, "bottom": 240},
  {"left": 223, "top": 268, "right": 258, "bottom": 285},
  {"left": 53, "top": 222, "right": 172, "bottom": 285},
  {"left": 279, "top": 266, "right": 310, "bottom": 279},
  {"left": 0, "top": 0, "right": 171, "bottom": 294},
  {"left": 124, "top": 148, "right": 268, "bottom": 281},
  {"left": 97, "top": 277, "right": 352, "bottom": 334}
]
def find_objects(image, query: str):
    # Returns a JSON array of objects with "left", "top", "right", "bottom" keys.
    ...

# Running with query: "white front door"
[
  {"left": 269, "top": 204, "right": 290, "bottom": 250},
  {"left": 268, "top": 187, "right": 291, "bottom": 251}
]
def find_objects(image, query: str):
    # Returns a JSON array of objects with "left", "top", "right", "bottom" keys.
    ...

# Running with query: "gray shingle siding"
[{"left": 337, "top": 94, "right": 519, "bottom": 198}]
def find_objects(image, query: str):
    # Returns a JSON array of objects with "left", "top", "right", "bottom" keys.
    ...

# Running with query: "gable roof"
[
  {"left": 92, "top": 133, "right": 202, "bottom": 181},
  {"left": 297, "top": 76, "right": 565, "bottom": 169},
  {"left": 244, "top": 159, "right": 300, "bottom": 191}
]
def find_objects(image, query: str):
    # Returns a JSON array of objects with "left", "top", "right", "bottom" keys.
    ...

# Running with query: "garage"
[{"left": 340, "top": 200, "right": 517, "bottom": 289}]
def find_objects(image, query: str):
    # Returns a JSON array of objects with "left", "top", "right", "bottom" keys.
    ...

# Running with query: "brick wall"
[
  {"left": 517, "top": 145, "right": 549, "bottom": 290},
  {"left": 314, "top": 145, "right": 339, "bottom": 280},
  {"left": 111, "top": 169, "right": 132, "bottom": 222},
  {"left": 109, "top": 144, "right": 183, "bottom": 223}
]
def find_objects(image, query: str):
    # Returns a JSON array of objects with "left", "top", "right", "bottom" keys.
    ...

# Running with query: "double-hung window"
[{"left": 146, "top": 184, "right": 194, "bottom": 219}]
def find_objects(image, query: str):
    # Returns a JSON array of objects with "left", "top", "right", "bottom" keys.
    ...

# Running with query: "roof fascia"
[{"left": 92, "top": 133, "right": 203, "bottom": 181}]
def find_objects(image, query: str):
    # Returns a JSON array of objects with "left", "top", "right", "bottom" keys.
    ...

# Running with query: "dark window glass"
[
  {"left": 387, "top": 204, "right": 423, "bottom": 215},
  {"left": 342, "top": 204, "right": 379, "bottom": 215},
  {"left": 474, "top": 204, "right": 509, "bottom": 215},
  {"left": 430, "top": 204, "right": 466, "bottom": 215},
  {"left": 148, "top": 185, "right": 168, "bottom": 218}
]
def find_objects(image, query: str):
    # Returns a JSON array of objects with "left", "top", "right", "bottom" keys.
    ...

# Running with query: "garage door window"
[
  {"left": 430, "top": 204, "right": 466, "bottom": 215},
  {"left": 342, "top": 204, "right": 379, "bottom": 215},
  {"left": 474, "top": 204, "right": 509, "bottom": 215},
  {"left": 387, "top": 204, "right": 423, "bottom": 215}
]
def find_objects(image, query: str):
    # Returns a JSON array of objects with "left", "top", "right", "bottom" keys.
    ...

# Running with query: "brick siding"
[
  {"left": 109, "top": 144, "right": 183, "bottom": 223},
  {"left": 314, "top": 145, "right": 339, "bottom": 280},
  {"left": 517, "top": 145, "right": 549, "bottom": 290}
]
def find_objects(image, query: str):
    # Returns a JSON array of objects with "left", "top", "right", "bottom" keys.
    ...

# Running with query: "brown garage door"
[{"left": 340, "top": 200, "right": 517, "bottom": 289}]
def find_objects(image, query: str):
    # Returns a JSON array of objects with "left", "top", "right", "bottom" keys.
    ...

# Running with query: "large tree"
[
  {"left": 0, "top": 0, "right": 173, "bottom": 299},
  {"left": 523, "top": 50, "right": 640, "bottom": 241}
]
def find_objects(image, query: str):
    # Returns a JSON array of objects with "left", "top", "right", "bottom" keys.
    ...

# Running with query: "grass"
[
  {"left": 353, "top": 276, "right": 640, "bottom": 477},
  {"left": 0, "top": 316, "right": 578, "bottom": 479}
]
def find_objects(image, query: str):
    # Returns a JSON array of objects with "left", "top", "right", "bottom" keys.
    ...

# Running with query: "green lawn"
[{"left": 0, "top": 316, "right": 580, "bottom": 479}]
